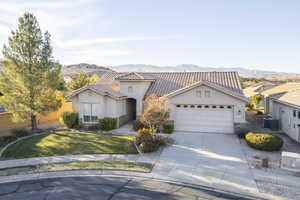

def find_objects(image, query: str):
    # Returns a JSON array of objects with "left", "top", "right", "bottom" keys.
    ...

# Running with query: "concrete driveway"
[{"left": 151, "top": 132, "right": 259, "bottom": 197}]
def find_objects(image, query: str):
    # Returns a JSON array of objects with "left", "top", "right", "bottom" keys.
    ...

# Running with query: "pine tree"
[{"left": 0, "top": 12, "right": 62, "bottom": 131}]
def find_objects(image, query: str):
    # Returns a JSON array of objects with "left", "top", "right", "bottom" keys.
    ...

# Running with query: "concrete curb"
[{"left": 0, "top": 171, "right": 271, "bottom": 200}]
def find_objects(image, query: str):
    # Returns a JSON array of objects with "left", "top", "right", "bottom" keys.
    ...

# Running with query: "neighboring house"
[
  {"left": 67, "top": 72, "right": 248, "bottom": 133},
  {"left": 263, "top": 82, "right": 300, "bottom": 114},
  {"left": 267, "top": 90, "right": 300, "bottom": 143},
  {"left": 243, "top": 82, "right": 277, "bottom": 98}
]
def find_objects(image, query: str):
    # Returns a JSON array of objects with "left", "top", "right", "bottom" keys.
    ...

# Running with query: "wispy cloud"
[{"left": 56, "top": 35, "right": 180, "bottom": 48}]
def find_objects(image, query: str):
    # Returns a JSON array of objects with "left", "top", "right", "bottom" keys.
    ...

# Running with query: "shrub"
[
  {"left": 133, "top": 119, "right": 147, "bottom": 131},
  {"left": 99, "top": 117, "right": 117, "bottom": 131},
  {"left": 245, "top": 132, "right": 283, "bottom": 152},
  {"left": 235, "top": 126, "right": 250, "bottom": 139},
  {"left": 73, "top": 125, "right": 82, "bottom": 130},
  {"left": 11, "top": 129, "right": 31, "bottom": 138},
  {"left": 0, "top": 136, "right": 17, "bottom": 147},
  {"left": 163, "top": 124, "right": 174, "bottom": 134},
  {"left": 87, "top": 125, "right": 99, "bottom": 131},
  {"left": 135, "top": 128, "right": 168, "bottom": 153},
  {"left": 245, "top": 103, "right": 254, "bottom": 111},
  {"left": 60, "top": 112, "right": 78, "bottom": 128},
  {"left": 257, "top": 110, "right": 264, "bottom": 115}
]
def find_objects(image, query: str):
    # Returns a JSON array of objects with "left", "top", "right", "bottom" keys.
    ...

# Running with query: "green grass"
[
  {"left": 0, "top": 160, "right": 153, "bottom": 176},
  {"left": 1, "top": 131, "right": 138, "bottom": 159}
]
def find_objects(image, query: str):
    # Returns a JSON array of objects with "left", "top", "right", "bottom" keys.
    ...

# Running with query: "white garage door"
[{"left": 174, "top": 105, "right": 234, "bottom": 133}]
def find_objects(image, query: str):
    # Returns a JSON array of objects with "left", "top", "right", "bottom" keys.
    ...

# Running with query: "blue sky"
[{"left": 0, "top": 0, "right": 300, "bottom": 73}]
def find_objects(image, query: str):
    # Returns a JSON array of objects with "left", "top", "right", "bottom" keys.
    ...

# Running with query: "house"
[
  {"left": 263, "top": 83, "right": 300, "bottom": 142},
  {"left": 67, "top": 72, "right": 248, "bottom": 133},
  {"left": 263, "top": 82, "right": 300, "bottom": 114},
  {"left": 243, "top": 82, "right": 277, "bottom": 98}
]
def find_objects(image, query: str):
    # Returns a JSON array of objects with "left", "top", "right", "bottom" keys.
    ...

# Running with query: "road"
[{"left": 0, "top": 175, "right": 255, "bottom": 200}]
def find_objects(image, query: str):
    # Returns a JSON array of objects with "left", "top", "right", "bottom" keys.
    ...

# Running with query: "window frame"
[{"left": 82, "top": 103, "right": 99, "bottom": 123}]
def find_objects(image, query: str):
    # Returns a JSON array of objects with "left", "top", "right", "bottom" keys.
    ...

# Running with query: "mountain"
[
  {"left": 62, "top": 63, "right": 115, "bottom": 77},
  {"left": 112, "top": 64, "right": 300, "bottom": 80}
]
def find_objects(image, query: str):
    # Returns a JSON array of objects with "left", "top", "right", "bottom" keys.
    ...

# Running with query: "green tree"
[
  {"left": 0, "top": 12, "right": 62, "bottom": 131},
  {"left": 67, "top": 72, "right": 100, "bottom": 91}
]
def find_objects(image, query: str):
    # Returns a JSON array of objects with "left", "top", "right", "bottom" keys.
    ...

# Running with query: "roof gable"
[
  {"left": 164, "top": 80, "right": 248, "bottom": 102},
  {"left": 67, "top": 84, "right": 127, "bottom": 100}
]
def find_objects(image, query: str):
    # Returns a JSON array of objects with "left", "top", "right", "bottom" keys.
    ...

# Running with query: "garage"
[{"left": 174, "top": 104, "right": 234, "bottom": 133}]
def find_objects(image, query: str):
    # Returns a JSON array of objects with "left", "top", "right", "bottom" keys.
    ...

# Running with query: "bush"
[
  {"left": 60, "top": 112, "right": 78, "bottom": 128},
  {"left": 87, "top": 125, "right": 100, "bottom": 131},
  {"left": 245, "top": 132, "right": 283, "bottom": 151},
  {"left": 73, "top": 125, "right": 82, "bottom": 130},
  {"left": 235, "top": 127, "right": 250, "bottom": 139},
  {"left": 256, "top": 110, "right": 264, "bottom": 115},
  {"left": 0, "top": 136, "right": 17, "bottom": 147},
  {"left": 135, "top": 128, "right": 168, "bottom": 153},
  {"left": 163, "top": 124, "right": 174, "bottom": 134},
  {"left": 99, "top": 117, "right": 117, "bottom": 131},
  {"left": 245, "top": 103, "right": 254, "bottom": 111},
  {"left": 11, "top": 129, "right": 31, "bottom": 138},
  {"left": 133, "top": 119, "right": 147, "bottom": 131}
]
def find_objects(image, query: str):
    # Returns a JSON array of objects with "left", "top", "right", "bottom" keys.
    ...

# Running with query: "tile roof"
[
  {"left": 100, "top": 72, "right": 243, "bottom": 97},
  {"left": 243, "top": 82, "right": 277, "bottom": 97},
  {"left": 261, "top": 82, "right": 300, "bottom": 96},
  {"left": 270, "top": 89, "right": 300, "bottom": 108},
  {"left": 116, "top": 72, "right": 147, "bottom": 80},
  {"left": 67, "top": 83, "right": 127, "bottom": 100}
]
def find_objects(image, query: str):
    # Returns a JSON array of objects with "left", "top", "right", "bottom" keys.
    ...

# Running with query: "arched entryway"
[{"left": 127, "top": 98, "right": 137, "bottom": 120}]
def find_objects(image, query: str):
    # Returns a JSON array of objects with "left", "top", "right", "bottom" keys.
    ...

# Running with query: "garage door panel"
[{"left": 175, "top": 106, "right": 234, "bottom": 133}]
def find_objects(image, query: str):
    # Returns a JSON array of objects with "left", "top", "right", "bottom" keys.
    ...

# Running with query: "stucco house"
[
  {"left": 67, "top": 72, "right": 248, "bottom": 133},
  {"left": 264, "top": 83, "right": 300, "bottom": 142}
]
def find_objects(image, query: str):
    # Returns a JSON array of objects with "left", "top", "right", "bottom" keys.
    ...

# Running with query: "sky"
[{"left": 0, "top": 0, "right": 300, "bottom": 73}]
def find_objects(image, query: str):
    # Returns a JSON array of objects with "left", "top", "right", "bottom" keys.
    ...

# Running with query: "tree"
[
  {"left": 0, "top": 12, "right": 62, "bottom": 131},
  {"left": 67, "top": 72, "right": 100, "bottom": 91},
  {"left": 140, "top": 94, "right": 169, "bottom": 131},
  {"left": 250, "top": 94, "right": 263, "bottom": 108}
]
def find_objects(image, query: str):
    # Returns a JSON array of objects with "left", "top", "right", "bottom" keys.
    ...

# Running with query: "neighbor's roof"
[
  {"left": 261, "top": 82, "right": 300, "bottom": 96},
  {"left": 270, "top": 89, "right": 300, "bottom": 108},
  {"left": 243, "top": 82, "right": 277, "bottom": 97},
  {"left": 100, "top": 72, "right": 244, "bottom": 97},
  {"left": 67, "top": 84, "right": 127, "bottom": 100}
]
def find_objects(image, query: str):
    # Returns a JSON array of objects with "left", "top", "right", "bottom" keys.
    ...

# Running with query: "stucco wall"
[
  {"left": 168, "top": 85, "right": 246, "bottom": 123},
  {"left": 271, "top": 101, "right": 300, "bottom": 142},
  {"left": 119, "top": 81, "right": 152, "bottom": 116},
  {"left": 71, "top": 89, "right": 128, "bottom": 126}
]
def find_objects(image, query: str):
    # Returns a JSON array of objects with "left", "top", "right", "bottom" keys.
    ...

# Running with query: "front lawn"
[{"left": 1, "top": 131, "right": 138, "bottom": 159}]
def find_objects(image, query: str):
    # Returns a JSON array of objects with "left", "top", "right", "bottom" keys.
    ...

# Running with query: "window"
[
  {"left": 176, "top": 105, "right": 181, "bottom": 108},
  {"left": 197, "top": 105, "right": 202, "bottom": 108},
  {"left": 128, "top": 86, "right": 133, "bottom": 93},
  {"left": 184, "top": 105, "right": 188, "bottom": 108},
  {"left": 205, "top": 105, "right": 209, "bottom": 108},
  {"left": 205, "top": 90, "right": 211, "bottom": 98},
  {"left": 212, "top": 105, "right": 217, "bottom": 108},
  {"left": 190, "top": 105, "right": 195, "bottom": 108},
  {"left": 294, "top": 110, "right": 297, "bottom": 117},
  {"left": 196, "top": 90, "right": 201, "bottom": 97},
  {"left": 227, "top": 106, "right": 232, "bottom": 109},
  {"left": 83, "top": 103, "right": 99, "bottom": 123},
  {"left": 298, "top": 111, "right": 300, "bottom": 119},
  {"left": 220, "top": 106, "right": 224, "bottom": 109}
]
